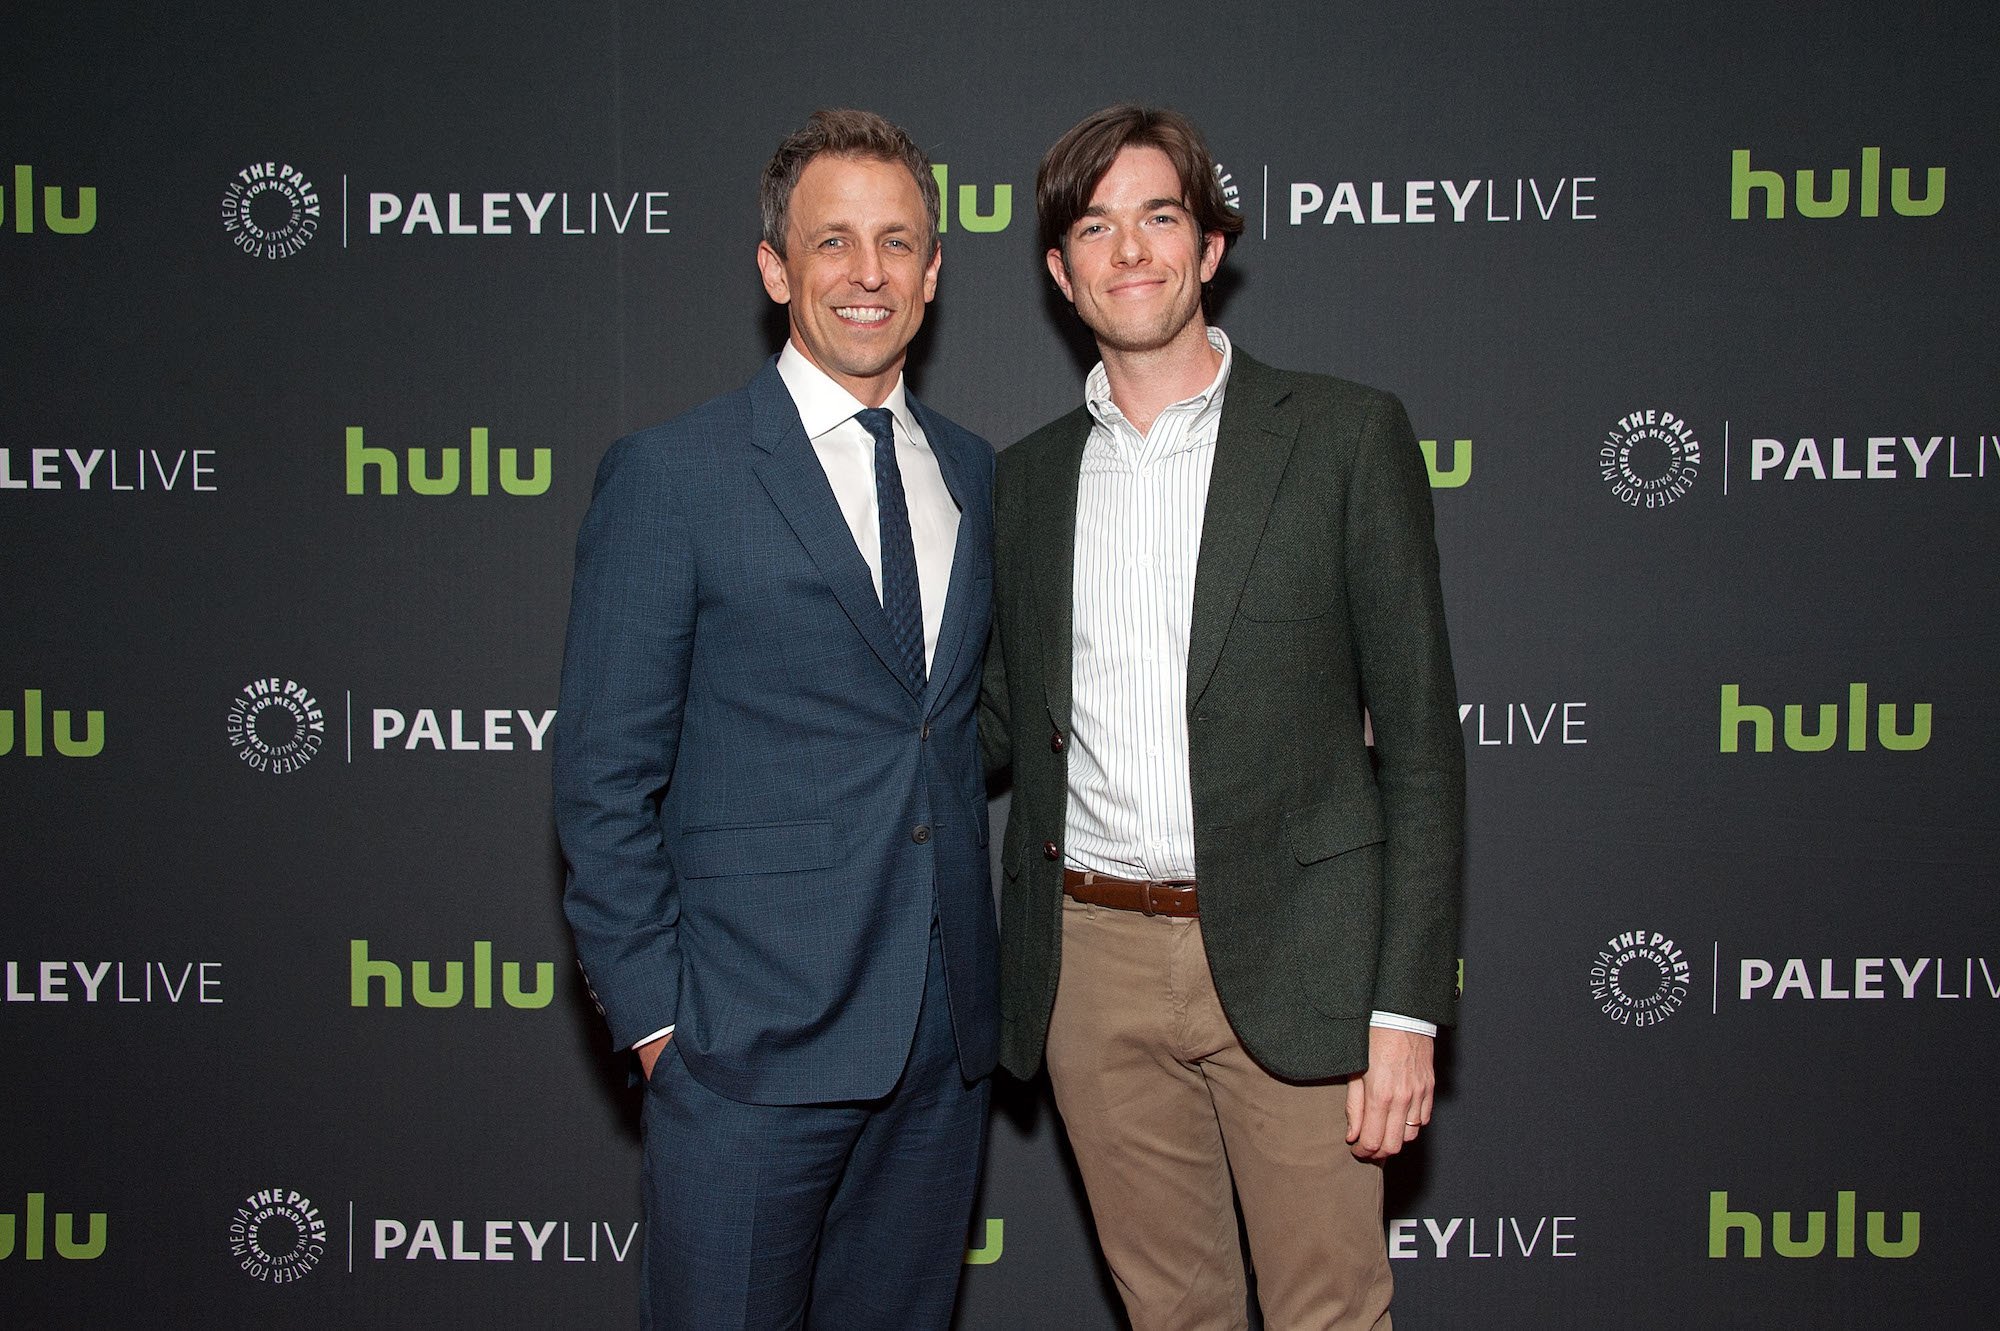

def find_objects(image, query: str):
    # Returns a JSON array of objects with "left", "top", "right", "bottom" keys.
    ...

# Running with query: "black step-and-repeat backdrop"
[{"left": 6, "top": 4, "right": 1996, "bottom": 1326}]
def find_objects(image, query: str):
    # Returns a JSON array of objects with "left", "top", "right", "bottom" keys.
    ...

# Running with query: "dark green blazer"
[{"left": 981, "top": 350, "right": 1464, "bottom": 1083}]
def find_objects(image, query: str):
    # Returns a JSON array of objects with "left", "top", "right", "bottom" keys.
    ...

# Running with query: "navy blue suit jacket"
[{"left": 554, "top": 359, "right": 999, "bottom": 1105}]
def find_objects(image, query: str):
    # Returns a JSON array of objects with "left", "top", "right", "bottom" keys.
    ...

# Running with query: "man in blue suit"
[{"left": 554, "top": 108, "right": 998, "bottom": 1329}]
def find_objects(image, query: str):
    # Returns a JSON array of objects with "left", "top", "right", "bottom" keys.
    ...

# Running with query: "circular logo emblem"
[
  {"left": 1589, "top": 928, "right": 1692, "bottom": 1027},
  {"left": 222, "top": 163, "right": 321, "bottom": 260},
  {"left": 228, "top": 1188, "right": 327, "bottom": 1283},
  {"left": 1599, "top": 409, "right": 1700, "bottom": 509},
  {"left": 227, "top": 678, "right": 326, "bottom": 775}
]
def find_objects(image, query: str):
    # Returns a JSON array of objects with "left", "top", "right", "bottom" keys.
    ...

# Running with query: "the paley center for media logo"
[
  {"left": 1587, "top": 928, "right": 1692, "bottom": 1027},
  {"left": 222, "top": 158, "right": 680, "bottom": 255},
  {"left": 226, "top": 677, "right": 325, "bottom": 774},
  {"left": 1599, "top": 409, "right": 1700, "bottom": 509},
  {"left": 229, "top": 1187, "right": 326, "bottom": 1283},
  {"left": 225, "top": 674, "right": 557, "bottom": 771},
  {"left": 223, "top": 162, "right": 321, "bottom": 259}
]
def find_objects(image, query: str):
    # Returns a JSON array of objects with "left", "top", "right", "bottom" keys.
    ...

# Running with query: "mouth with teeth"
[{"left": 834, "top": 306, "right": 892, "bottom": 324}]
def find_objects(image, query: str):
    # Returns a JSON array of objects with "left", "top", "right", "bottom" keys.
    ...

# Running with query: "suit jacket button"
[
  {"left": 1050, "top": 728, "right": 1066, "bottom": 753},
  {"left": 1042, "top": 840, "right": 1059, "bottom": 861},
  {"left": 912, "top": 824, "right": 932, "bottom": 844}
]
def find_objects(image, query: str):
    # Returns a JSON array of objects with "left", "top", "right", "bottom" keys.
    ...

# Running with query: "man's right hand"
[{"left": 637, "top": 1032, "right": 672, "bottom": 1080}]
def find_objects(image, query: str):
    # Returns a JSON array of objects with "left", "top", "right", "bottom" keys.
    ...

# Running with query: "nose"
[
  {"left": 852, "top": 244, "right": 887, "bottom": 289},
  {"left": 1114, "top": 225, "right": 1147, "bottom": 266}
]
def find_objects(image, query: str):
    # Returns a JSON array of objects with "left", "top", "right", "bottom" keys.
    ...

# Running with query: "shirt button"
[
  {"left": 921, "top": 721, "right": 931, "bottom": 741},
  {"left": 1042, "top": 840, "right": 1060, "bottom": 862},
  {"left": 912, "top": 825, "right": 932, "bottom": 845}
]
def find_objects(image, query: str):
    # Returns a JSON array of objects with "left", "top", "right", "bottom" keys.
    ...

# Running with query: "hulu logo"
[
  {"left": 1, "top": 165, "right": 96, "bottom": 234},
  {"left": 965, "top": 1218, "right": 1002, "bottom": 1265},
  {"left": 1731, "top": 147, "right": 1945, "bottom": 219},
  {"left": 1709, "top": 1190, "right": 1918, "bottom": 1259},
  {"left": 929, "top": 165, "right": 1012, "bottom": 234},
  {"left": 0, "top": 1193, "right": 107, "bottom": 1260},
  {"left": 345, "top": 427, "right": 551, "bottom": 496},
  {"left": 0, "top": 689, "right": 104, "bottom": 757},
  {"left": 1719, "top": 683, "right": 1930, "bottom": 753},
  {"left": 350, "top": 940, "right": 555, "bottom": 1009},
  {"left": 1419, "top": 438, "right": 1472, "bottom": 489}
]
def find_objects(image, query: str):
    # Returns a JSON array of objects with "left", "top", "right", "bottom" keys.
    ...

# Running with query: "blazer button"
[
  {"left": 1050, "top": 728, "right": 1066, "bottom": 754},
  {"left": 1042, "top": 840, "right": 1059, "bottom": 861},
  {"left": 912, "top": 824, "right": 932, "bottom": 844}
]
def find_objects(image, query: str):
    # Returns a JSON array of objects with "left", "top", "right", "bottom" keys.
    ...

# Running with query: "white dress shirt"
[
  {"left": 635, "top": 345, "right": 963, "bottom": 1052},
  {"left": 1064, "top": 326, "right": 1431, "bottom": 1038},
  {"left": 777, "top": 341, "right": 960, "bottom": 672}
]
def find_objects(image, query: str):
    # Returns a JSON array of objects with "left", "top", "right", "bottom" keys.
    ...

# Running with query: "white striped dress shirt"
[{"left": 1063, "top": 326, "right": 1431, "bottom": 1037}]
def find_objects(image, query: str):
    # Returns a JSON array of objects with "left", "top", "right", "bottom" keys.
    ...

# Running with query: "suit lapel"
[
  {"left": 910, "top": 394, "right": 982, "bottom": 710},
  {"left": 1029, "top": 410, "right": 1092, "bottom": 732},
  {"left": 1186, "top": 354, "right": 1300, "bottom": 711},
  {"left": 747, "top": 361, "right": 922, "bottom": 700}
]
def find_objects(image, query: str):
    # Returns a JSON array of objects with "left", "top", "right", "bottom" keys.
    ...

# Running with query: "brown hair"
[
  {"left": 1036, "top": 104, "right": 1244, "bottom": 261},
  {"left": 760, "top": 108, "right": 940, "bottom": 258}
]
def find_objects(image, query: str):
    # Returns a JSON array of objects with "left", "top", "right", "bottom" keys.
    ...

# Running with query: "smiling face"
[
  {"left": 1047, "top": 144, "right": 1223, "bottom": 359},
  {"left": 756, "top": 153, "right": 941, "bottom": 407}
]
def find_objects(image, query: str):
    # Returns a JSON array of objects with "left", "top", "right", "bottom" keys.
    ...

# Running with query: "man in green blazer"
[{"left": 981, "top": 105, "right": 1465, "bottom": 1330}]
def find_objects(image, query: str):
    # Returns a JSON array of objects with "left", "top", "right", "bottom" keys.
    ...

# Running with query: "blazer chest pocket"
[
  {"left": 675, "top": 820, "right": 835, "bottom": 878},
  {"left": 1236, "top": 546, "right": 1339, "bottom": 623}
]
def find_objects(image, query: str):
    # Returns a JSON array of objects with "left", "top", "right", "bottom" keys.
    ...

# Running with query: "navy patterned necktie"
[{"left": 856, "top": 407, "right": 926, "bottom": 693}]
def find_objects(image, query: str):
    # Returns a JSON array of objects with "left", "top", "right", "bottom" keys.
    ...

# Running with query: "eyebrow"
[
  {"left": 1075, "top": 197, "right": 1189, "bottom": 223},
  {"left": 807, "top": 219, "right": 916, "bottom": 237}
]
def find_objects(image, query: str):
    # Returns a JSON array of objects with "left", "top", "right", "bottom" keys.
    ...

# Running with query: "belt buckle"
[{"left": 1145, "top": 878, "right": 1194, "bottom": 917}]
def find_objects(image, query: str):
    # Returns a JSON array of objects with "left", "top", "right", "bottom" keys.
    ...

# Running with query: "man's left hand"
[{"left": 1345, "top": 1027, "right": 1434, "bottom": 1160}]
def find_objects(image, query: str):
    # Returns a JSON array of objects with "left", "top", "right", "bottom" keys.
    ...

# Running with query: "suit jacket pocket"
[
  {"left": 675, "top": 820, "right": 835, "bottom": 878},
  {"left": 1285, "top": 795, "right": 1386, "bottom": 865}
]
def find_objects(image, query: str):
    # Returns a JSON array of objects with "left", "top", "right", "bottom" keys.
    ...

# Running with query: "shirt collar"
[
  {"left": 1083, "top": 325, "right": 1234, "bottom": 435},
  {"left": 776, "top": 341, "right": 918, "bottom": 443}
]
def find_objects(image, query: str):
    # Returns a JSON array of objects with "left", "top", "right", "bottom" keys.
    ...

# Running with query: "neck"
[{"left": 1097, "top": 322, "right": 1220, "bottom": 437}]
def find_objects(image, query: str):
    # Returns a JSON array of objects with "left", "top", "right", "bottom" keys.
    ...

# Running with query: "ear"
[
  {"left": 756, "top": 240, "right": 790, "bottom": 305},
  {"left": 921, "top": 240, "right": 942, "bottom": 304},
  {"left": 1197, "top": 227, "right": 1224, "bottom": 284},
  {"left": 1045, "top": 247, "right": 1075, "bottom": 303}
]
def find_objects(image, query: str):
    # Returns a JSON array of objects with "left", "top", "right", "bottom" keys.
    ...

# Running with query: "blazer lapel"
[
  {"left": 910, "top": 395, "right": 982, "bottom": 709},
  {"left": 1029, "top": 409, "right": 1092, "bottom": 733},
  {"left": 747, "top": 361, "right": 922, "bottom": 700},
  {"left": 1186, "top": 354, "right": 1300, "bottom": 711}
]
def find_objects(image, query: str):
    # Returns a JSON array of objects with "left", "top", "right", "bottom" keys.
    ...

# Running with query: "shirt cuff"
[
  {"left": 632, "top": 1025, "right": 674, "bottom": 1049},
  {"left": 1369, "top": 1010, "right": 1437, "bottom": 1038}
]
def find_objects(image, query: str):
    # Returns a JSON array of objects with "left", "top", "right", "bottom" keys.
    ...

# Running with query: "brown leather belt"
[{"left": 1062, "top": 868, "right": 1200, "bottom": 918}]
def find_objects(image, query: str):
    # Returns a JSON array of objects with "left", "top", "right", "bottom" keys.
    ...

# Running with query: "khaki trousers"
[{"left": 1045, "top": 897, "right": 1393, "bottom": 1331}]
